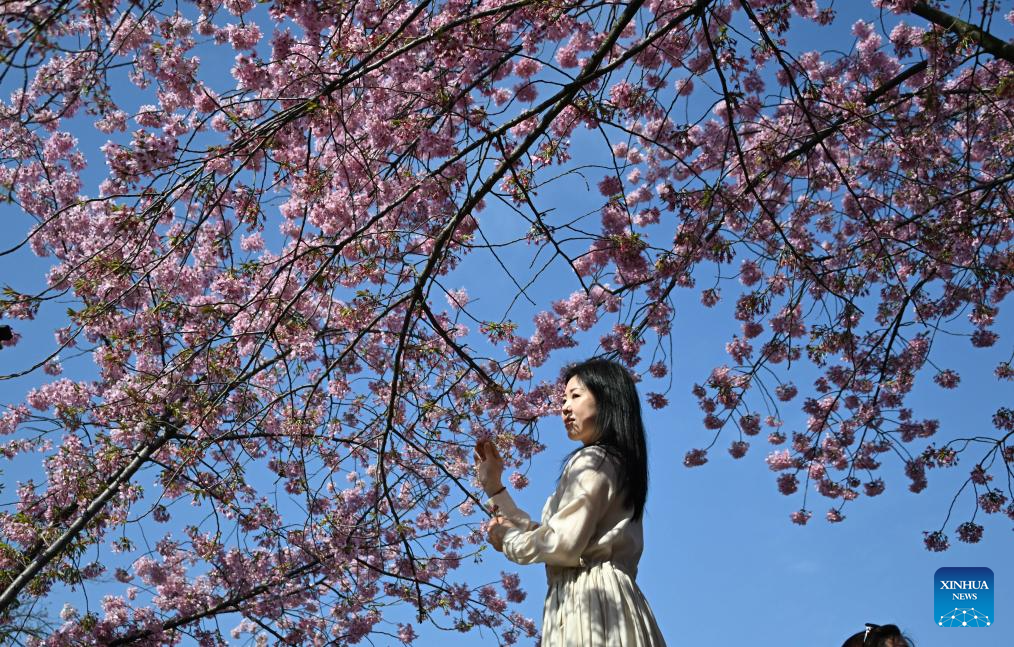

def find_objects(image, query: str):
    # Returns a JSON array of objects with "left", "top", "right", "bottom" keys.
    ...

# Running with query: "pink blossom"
[
  {"left": 397, "top": 623, "right": 418, "bottom": 643},
  {"left": 969, "top": 465, "right": 991, "bottom": 485},
  {"left": 514, "top": 81, "right": 538, "bottom": 103},
  {"left": 738, "top": 414, "right": 760, "bottom": 436},
  {"left": 598, "top": 175, "right": 622, "bottom": 197},
  {"left": 777, "top": 473, "right": 798, "bottom": 495},
  {"left": 864, "top": 480, "right": 885, "bottom": 497},
  {"left": 956, "top": 521, "right": 983, "bottom": 544},
  {"left": 223, "top": 23, "right": 262, "bottom": 51},
  {"left": 978, "top": 490, "right": 1006, "bottom": 514},
  {"left": 500, "top": 571, "right": 526, "bottom": 603},
  {"left": 25, "top": 379, "right": 92, "bottom": 412},
  {"left": 873, "top": 0, "right": 918, "bottom": 15},
  {"left": 0, "top": 406, "right": 30, "bottom": 436},
  {"left": 513, "top": 58, "right": 542, "bottom": 78},
  {"left": 965, "top": 304, "right": 997, "bottom": 326},
  {"left": 770, "top": 305, "right": 805, "bottom": 337},
  {"left": 700, "top": 288, "right": 720, "bottom": 307},
  {"left": 808, "top": 462, "right": 826, "bottom": 480},
  {"left": 446, "top": 288, "right": 470, "bottom": 311},
  {"left": 739, "top": 260, "right": 762, "bottom": 285},
  {"left": 647, "top": 393, "right": 668, "bottom": 409},
  {"left": 971, "top": 329, "right": 998, "bottom": 347},
  {"left": 725, "top": 337, "right": 752, "bottom": 364},
  {"left": 766, "top": 450, "right": 794, "bottom": 471},
  {"left": 933, "top": 369, "right": 960, "bottom": 388},
  {"left": 224, "top": 0, "right": 255, "bottom": 15},
  {"left": 996, "top": 363, "right": 1014, "bottom": 380},
  {"left": 775, "top": 383, "right": 798, "bottom": 401},
  {"left": 59, "top": 602, "right": 78, "bottom": 621},
  {"left": 906, "top": 460, "right": 928, "bottom": 493},
  {"left": 508, "top": 472, "right": 528, "bottom": 490},
  {"left": 790, "top": 509, "right": 812, "bottom": 525},
  {"left": 728, "top": 440, "right": 749, "bottom": 459},
  {"left": 889, "top": 23, "right": 924, "bottom": 57},
  {"left": 994, "top": 408, "right": 1014, "bottom": 432},
  {"left": 599, "top": 324, "right": 643, "bottom": 366},
  {"left": 648, "top": 361, "right": 667, "bottom": 378},
  {"left": 152, "top": 505, "right": 171, "bottom": 523},
  {"left": 742, "top": 321, "right": 764, "bottom": 338},
  {"left": 240, "top": 232, "right": 264, "bottom": 252},
  {"left": 683, "top": 448, "right": 708, "bottom": 467}
]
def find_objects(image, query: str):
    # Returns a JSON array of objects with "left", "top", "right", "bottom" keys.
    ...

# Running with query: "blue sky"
[{"left": 1, "top": 1, "right": 1012, "bottom": 645}]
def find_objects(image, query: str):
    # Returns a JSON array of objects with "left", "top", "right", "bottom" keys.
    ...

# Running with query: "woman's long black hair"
[
  {"left": 560, "top": 357, "right": 649, "bottom": 521},
  {"left": 840, "top": 624, "right": 914, "bottom": 647}
]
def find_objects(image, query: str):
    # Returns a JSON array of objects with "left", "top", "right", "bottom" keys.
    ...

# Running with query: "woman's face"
[{"left": 562, "top": 376, "right": 599, "bottom": 445}]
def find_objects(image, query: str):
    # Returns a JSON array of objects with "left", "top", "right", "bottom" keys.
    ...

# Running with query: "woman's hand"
[
  {"left": 473, "top": 440, "right": 505, "bottom": 496},
  {"left": 486, "top": 516, "right": 517, "bottom": 552}
]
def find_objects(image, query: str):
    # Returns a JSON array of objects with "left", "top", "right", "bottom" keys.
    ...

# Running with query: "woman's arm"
[
  {"left": 475, "top": 440, "right": 539, "bottom": 530},
  {"left": 486, "top": 489, "right": 538, "bottom": 531},
  {"left": 500, "top": 448, "right": 613, "bottom": 567}
]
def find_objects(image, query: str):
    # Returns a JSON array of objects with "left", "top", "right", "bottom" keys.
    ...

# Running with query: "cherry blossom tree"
[{"left": 0, "top": 0, "right": 1011, "bottom": 642}]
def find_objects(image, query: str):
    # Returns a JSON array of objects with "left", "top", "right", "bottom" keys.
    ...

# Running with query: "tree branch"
[
  {"left": 0, "top": 425, "right": 175, "bottom": 614},
  {"left": 911, "top": 2, "right": 1014, "bottom": 64}
]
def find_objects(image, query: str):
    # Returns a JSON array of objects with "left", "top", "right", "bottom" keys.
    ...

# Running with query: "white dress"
[{"left": 487, "top": 445, "right": 667, "bottom": 646}]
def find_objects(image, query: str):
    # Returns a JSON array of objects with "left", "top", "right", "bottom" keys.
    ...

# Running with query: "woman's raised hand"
[
  {"left": 486, "top": 516, "right": 517, "bottom": 552},
  {"left": 473, "top": 439, "right": 505, "bottom": 496}
]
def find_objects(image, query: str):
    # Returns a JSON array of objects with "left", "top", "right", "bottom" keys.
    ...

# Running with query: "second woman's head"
[{"left": 560, "top": 358, "right": 650, "bottom": 520}]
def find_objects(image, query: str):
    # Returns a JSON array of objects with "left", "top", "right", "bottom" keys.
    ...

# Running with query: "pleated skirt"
[{"left": 541, "top": 562, "right": 667, "bottom": 647}]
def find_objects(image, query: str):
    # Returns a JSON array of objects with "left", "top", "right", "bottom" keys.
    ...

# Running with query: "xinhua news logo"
[{"left": 934, "top": 567, "right": 993, "bottom": 628}]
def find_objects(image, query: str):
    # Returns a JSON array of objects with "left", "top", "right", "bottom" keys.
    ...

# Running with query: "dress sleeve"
[
  {"left": 501, "top": 448, "right": 613, "bottom": 567},
  {"left": 485, "top": 489, "right": 538, "bottom": 531}
]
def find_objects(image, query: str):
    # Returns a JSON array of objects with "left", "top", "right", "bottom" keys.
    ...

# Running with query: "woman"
[{"left": 474, "top": 357, "right": 667, "bottom": 646}]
